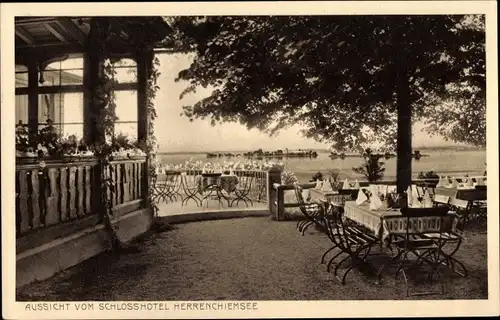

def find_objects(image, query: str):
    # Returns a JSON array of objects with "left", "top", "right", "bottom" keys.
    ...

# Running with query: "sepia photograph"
[{"left": 1, "top": 1, "right": 499, "bottom": 319}]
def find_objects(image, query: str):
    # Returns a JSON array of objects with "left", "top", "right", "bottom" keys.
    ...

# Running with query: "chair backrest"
[
  {"left": 294, "top": 184, "right": 317, "bottom": 219},
  {"left": 449, "top": 197, "right": 469, "bottom": 210},
  {"left": 401, "top": 206, "right": 449, "bottom": 217},
  {"left": 475, "top": 185, "right": 487, "bottom": 191},
  {"left": 385, "top": 214, "right": 446, "bottom": 236},
  {"left": 181, "top": 172, "right": 199, "bottom": 188},
  {"left": 235, "top": 170, "right": 255, "bottom": 190},
  {"left": 433, "top": 194, "right": 450, "bottom": 206},
  {"left": 323, "top": 205, "right": 351, "bottom": 250}
]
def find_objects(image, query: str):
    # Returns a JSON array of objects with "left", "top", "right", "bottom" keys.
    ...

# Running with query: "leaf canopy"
[{"left": 168, "top": 15, "right": 485, "bottom": 151}]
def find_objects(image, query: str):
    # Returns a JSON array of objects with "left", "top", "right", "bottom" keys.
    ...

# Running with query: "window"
[
  {"left": 114, "top": 90, "right": 138, "bottom": 140},
  {"left": 113, "top": 58, "right": 138, "bottom": 140},
  {"left": 15, "top": 65, "right": 28, "bottom": 88},
  {"left": 37, "top": 93, "right": 84, "bottom": 139},
  {"left": 113, "top": 58, "right": 137, "bottom": 84},
  {"left": 41, "top": 57, "right": 84, "bottom": 87},
  {"left": 15, "top": 94, "right": 28, "bottom": 124}
]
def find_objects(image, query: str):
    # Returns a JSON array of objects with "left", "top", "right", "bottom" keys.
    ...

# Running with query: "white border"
[{"left": 2, "top": 2, "right": 499, "bottom": 319}]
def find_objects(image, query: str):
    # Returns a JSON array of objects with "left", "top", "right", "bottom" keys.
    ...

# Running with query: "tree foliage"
[{"left": 168, "top": 15, "right": 485, "bottom": 150}]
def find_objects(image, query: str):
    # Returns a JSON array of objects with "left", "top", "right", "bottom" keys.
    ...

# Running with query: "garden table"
[
  {"left": 197, "top": 173, "right": 238, "bottom": 207},
  {"left": 343, "top": 201, "right": 467, "bottom": 277},
  {"left": 434, "top": 187, "right": 487, "bottom": 221},
  {"left": 434, "top": 187, "right": 486, "bottom": 202},
  {"left": 309, "top": 188, "right": 339, "bottom": 203}
]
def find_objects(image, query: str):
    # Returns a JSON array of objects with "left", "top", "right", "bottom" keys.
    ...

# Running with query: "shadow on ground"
[{"left": 17, "top": 217, "right": 488, "bottom": 301}]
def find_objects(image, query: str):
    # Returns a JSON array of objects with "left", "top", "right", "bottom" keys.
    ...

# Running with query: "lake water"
[{"left": 158, "top": 149, "right": 487, "bottom": 183}]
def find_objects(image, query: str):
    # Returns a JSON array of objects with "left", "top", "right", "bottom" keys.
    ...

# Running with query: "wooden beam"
[
  {"left": 55, "top": 18, "right": 86, "bottom": 45},
  {"left": 15, "top": 26, "right": 36, "bottom": 45},
  {"left": 15, "top": 17, "right": 58, "bottom": 26},
  {"left": 44, "top": 22, "right": 69, "bottom": 43}
]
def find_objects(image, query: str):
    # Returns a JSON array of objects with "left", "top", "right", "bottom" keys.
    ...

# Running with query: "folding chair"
[
  {"left": 378, "top": 207, "right": 452, "bottom": 297},
  {"left": 323, "top": 205, "right": 379, "bottom": 285},
  {"left": 294, "top": 184, "right": 323, "bottom": 236},
  {"left": 320, "top": 194, "right": 354, "bottom": 265},
  {"left": 231, "top": 171, "right": 255, "bottom": 207},
  {"left": 180, "top": 173, "right": 202, "bottom": 207}
]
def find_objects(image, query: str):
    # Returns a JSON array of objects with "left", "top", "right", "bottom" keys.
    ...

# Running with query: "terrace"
[{"left": 13, "top": 16, "right": 489, "bottom": 303}]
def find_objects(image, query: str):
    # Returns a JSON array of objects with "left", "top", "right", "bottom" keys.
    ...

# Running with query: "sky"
[{"left": 125, "top": 53, "right": 455, "bottom": 153}]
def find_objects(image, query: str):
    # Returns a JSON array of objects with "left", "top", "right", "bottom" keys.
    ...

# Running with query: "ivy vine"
[
  {"left": 145, "top": 56, "right": 161, "bottom": 218},
  {"left": 96, "top": 58, "right": 122, "bottom": 250}
]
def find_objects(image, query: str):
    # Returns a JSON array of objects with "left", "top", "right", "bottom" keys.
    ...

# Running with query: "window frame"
[{"left": 15, "top": 55, "right": 139, "bottom": 140}]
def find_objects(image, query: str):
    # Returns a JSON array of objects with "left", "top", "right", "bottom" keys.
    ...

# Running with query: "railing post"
[
  {"left": 267, "top": 167, "right": 282, "bottom": 220},
  {"left": 276, "top": 185, "right": 285, "bottom": 221}
]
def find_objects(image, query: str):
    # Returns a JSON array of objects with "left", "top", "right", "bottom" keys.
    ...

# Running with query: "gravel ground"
[{"left": 17, "top": 217, "right": 488, "bottom": 301}]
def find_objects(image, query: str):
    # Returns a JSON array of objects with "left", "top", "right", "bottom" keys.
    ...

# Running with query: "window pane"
[
  {"left": 42, "top": 57, "right": 84, "bottom": 87},
  {"left": 60, "top": 124, "right": 84, "bottom": 139},
  {"left": 62, "top": 93, "right": 84, "bottom": 124},
  {"left": 61, "top": 69, "right": 83, "bottom": 85},
  {"left": 15, "top": 72, "right": 28, "bottom": 88},
  {"left": 15, "top": 95, "right": 28, "bottom": 125},
  {"left": 114, "top": 58, "right": 136, "bottom": 67},
  {"left": 40, "top": 70, "right": 61, "bottom": 86},
  {"left": 16, "top": 65, "right": 28, "bottom": 72},
  {"left": 59, "top": 57, "right": 83, "bottom": 69},
  {"left": 115, "top": 123, "right": 137, "bottom": 140},
  {"left": 115, "top": 90, "right": 137, "bottom": 122},
  {"left": 113, "top": 58, "right": 137, "bottom": 84},
  {"left": 115, "top": 67, "right": 137, "bottom": 83}
]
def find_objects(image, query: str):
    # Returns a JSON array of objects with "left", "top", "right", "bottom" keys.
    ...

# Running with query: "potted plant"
[
  {"left": 352, "top": 148, "right": 385, "bottom": 182},
  {"left": 417, "top": 170, "right": 440, "bottom": 188}
]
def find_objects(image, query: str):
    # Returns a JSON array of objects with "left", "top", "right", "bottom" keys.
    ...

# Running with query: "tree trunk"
[{"left": 396, "top": 73, "right": 412, "bottom": 193}]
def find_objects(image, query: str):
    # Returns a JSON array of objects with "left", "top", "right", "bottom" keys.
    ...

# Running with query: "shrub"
[
  {"left": 352, "top": 148, "right": 385, "bottom": 182},
  {"left": 281, "top": 169, "right": 298, "bottom": 185},
  {"left": 310, "top": 171, "right": 323, "bottom": 182},
  {"left": 417, "top": 170, "right": 439, "bottom": 180}
]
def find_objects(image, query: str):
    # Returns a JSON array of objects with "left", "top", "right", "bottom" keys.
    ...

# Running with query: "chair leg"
[
  {"left": 321, "top": 246, "right": 336, "bottom": 264},
  {"left": 327, "top": 250, "right": 344, "bottom": 272}
]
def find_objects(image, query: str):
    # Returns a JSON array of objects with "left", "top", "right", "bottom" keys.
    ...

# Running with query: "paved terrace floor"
[
  {"left": 156, "top": 198, "right": 268, "bottom": 216},
  {"left": 17, "top": 217, "right": 487, "bottom": 301}
]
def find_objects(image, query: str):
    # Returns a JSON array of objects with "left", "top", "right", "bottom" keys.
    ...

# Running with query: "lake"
[{"left": 158, "top": 149, "right": 487, "bottom": 183}]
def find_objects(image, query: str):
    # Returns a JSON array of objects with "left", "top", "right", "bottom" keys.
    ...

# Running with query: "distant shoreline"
[{"left": 158, "top": 146, "right": 486, "bottom": 155}]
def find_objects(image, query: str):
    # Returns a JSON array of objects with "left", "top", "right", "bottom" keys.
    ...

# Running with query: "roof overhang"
[{"left": 15, "top": 16, "right": 174, "bottom": 65}]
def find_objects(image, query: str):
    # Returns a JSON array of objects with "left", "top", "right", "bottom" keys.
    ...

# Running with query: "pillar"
[
  {"left": 27, "top": 57, "right": 39, "bottom": 143},
  {"left": 136, "top": 48, "right": 154, "bottom": 204},
  {"left": 136, "top": 48, "right": 153, "bottom": 143}
]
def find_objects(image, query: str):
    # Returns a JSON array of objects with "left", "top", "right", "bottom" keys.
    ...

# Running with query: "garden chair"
[
  {"left": 377, "top": 207, "right": 453, "bottom": 297},
  {"left": 230, "top": 171, "right": 255, "bottom": 207},
  {"left": 320, "top": 194, "right": 354, "bottom": 265},
  {"left": 433, "top": 194, "right": 450, "bottom": 207},
  {"left": 152, "top": 174, "right": 172, "bottom": 204},
  {"left": 294, "top": 184, "right": 324, "bottom": 236},
  {"left": 322, "top": 204, "right": 380, "bottom": 285},
  {"left": 180, "top": 173, "right": 202, "bottom": 207},
  {"left": 471, "top": 185, "right": 487, "bottom": 222}
]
